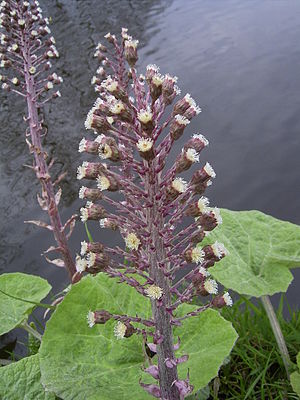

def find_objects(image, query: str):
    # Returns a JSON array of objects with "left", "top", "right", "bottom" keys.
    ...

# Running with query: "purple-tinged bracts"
[
  {"left": 79, "top": 29, "right": 231, "bottom": 399},
  {"left": 0, "top": 0, "right": 77, "bottom": 281}
]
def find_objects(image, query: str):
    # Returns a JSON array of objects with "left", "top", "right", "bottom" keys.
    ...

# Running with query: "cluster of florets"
[
  {"left": 77, "top": 29, "right": 232, "bottom": 398},
  {"left": 0, "top": 0, "right": 62, "bottom": 101}
]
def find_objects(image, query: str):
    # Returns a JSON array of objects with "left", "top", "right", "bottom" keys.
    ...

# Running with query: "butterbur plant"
[
  {"left": 0, "top": 0, "right": 77, "bottom": 281},
  {"left": 1, "top": 2, "right": 300, "bottom": 399},
  {"left": 78, "top": 29, "right": 232, "bottom": 399}
]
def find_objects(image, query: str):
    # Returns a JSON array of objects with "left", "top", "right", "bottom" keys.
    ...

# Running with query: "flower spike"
[{"left": 79, "top": 29, "right": 229, "bottom": 399}]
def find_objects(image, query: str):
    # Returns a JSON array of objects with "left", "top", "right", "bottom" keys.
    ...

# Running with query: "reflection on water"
[{"left": 0, "top": 0, "right": 299, "bottom": 306}]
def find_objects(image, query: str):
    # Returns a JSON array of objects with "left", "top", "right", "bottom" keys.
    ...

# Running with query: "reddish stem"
[
  {"left": 145, "top": 165, "right": 180, "bottom": 399},
  {"left": 18, "top": 14, "right": 77, "bottom": 282}
]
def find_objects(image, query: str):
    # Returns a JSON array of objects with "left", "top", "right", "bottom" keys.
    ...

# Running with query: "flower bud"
[
  {"left": 44, "top": 61, "right": 51, "bottom": 70},
  {"left": 146, "top": 64, "right": 159, "bottom": 83},
  {"left": 191, "top": 163, "right": 216, "bottom": 192},
  {"left": 212, "top": 292, "right": 233, "bottom": 308},
  {"left": 80, "top": 240, "right": 104, "bottom": 256},
  {"left": 87, "top": 310, "right": 112, "bottom": 327},
  {"left": 150, "top": 73, "right": 163, "bottom": 101},
  {"left": 184, "top": 247, "right": 205, "bottom": 264},
  {"left": 52, "top": 90, "right": 61, "bottom": 98},
  {"left": 0, "top": 33, "right": 8, "bottom": 44},
  {"left": 79, "top": 186, "right": 102, "bottom": 201},
  {"left": 185, "top": 196, "right": 210, "bottom": 217},
  {"left": 101, "top": 76, "right": 120, "bottom": 96},
  {"left": 124, "top": 232, "right": 141, "bottom": 251},
  {"left": 1, "top": 82, "right": 10, "bottom": 91},
  {"left": 162, "top": 74, "right": 178, "bottom": 105},
  {"left": 91, "top": 75, "right": 101, "bottom": 86},
  {"left": 203, "top": 242, "right": 228, "bottom": 263},
  {"left": 87, "top": 251, "right": 109, "bottom": 273},
  {"left": 145, "top": 285, "right": 163, "bottom": 300},
  {"left": 104, "top": 32, "right": 116, "bottom": 43},
  {"left": 121, "top": 27, "right": 130, "bottom": 40},
  {"left": 17, "top": 18, "right": 26, "bottom": 28},
  {"left": 170, "top": 114, "right": 190, "bottom": 141},
  {"left": 77, "top": 161, "right": 107, "bottom": 180},
  {"left": 197, "top": 278, "right": 218, "bottom": 296},
  {"left": 97, "top": 174, "right": 119, "bottom": 192},
  {"left": 96, "top": 42, "right": 107, "bottom": 52},
  {"left": 183, "top": 103, "right": 201, "bottom": 120},
  {"left": 10, "top": 43, "right": 19, "bottom": 52},
  {"left": 11, "top": 77, "right": 19, "bottom": 86},
  {"left": 106, "top": 95, "right": 125, "bottom": 115},
  {"left": 78, "top": 138, "right": 99, "bottom": 154},
  {"left": 85, "top": 109, "right": 112, "bottom": 133},
  {"left": 80, "top": 202, "right": 106, "bottom": 222},
  {"left": 184, "top": 134, "right": 208, "bottom": 153},
  {"left": 97, "top": 135, "right": 120, "bottom": 161},
  {"left": 0, "top": 59, "right": 11, "bottom": 68},
  {"left": 136, "top": 138, "right": 155, "bottom": 161},
  {"left": 96, "top": 66, "right": 106, "bottom": 77},
  {"left": 166, "top": 178, "right": 188, "bottom": 202},
  {"left": 197, "top": 208, "right": 222, "bottom": 231},
  {"left": 173, "top": 94, "right": 195, "bottom": 116},
  {"left": 45, "top": 81, "right": 53, "bottom": 90},
  {"left": 94, "top": 49, "right": 106, "bottom": 62},
  {"left": 99, "top": 218, "right": 118, "bottom": 231},
  {"left": 124, "top": 39, "right": 138, "bottom": 67},
  {"left": 137, "top": 107, "right": 154, "bottom": 134},
  {"left": 191, "top": 266, "right": 210, "bottom": 289},
  {"left": 175, "top": 147, "right": 200, "bottom": 173},
  {"left": 75, "top": 255, "right": 87, "bottom": 273}
]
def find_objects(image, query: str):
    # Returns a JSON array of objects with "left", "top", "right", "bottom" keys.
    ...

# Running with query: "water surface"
[{"left": 0, "top": 0, "right": 299, "bottom": 310}]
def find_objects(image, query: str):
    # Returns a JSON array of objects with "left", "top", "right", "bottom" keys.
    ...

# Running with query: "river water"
[{"left": 0, "top": 0, "right": 299, "bottom": 312}]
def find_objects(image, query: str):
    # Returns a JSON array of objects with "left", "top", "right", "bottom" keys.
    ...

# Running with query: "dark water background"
[{"left": 0, "top": 0, "right": 300, "bottom": 319}]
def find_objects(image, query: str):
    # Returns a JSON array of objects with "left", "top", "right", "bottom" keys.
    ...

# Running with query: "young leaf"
[
  {"left": 39, "top": 274, "right": 237, "bottom": 399},
  {"left": 0, "top": 273, "right": 51, "bottom": 335},
  {"left": 203, "top": 209, "right": 300, "bottom": 297},
  {"left": 0, "top": 354, "right": 55, "bottom": 400}
]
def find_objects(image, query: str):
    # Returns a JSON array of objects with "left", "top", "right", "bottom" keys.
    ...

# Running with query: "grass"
[{"left": 197, "top": 295, "right": 300, "bottom": 399}]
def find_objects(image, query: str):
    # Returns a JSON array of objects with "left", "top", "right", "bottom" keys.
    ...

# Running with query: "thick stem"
[
  {"left": 146, "top": 164, "right": 180, "bottom": 400},
  {"left": 19, "top": 18, "right": 77, "bottom": 281},
  {"left": 21, "top": 321, "right": 42, "bottom": 342},
  {"left": 261, "top": 295, "right": 291, "bottom": 378}
]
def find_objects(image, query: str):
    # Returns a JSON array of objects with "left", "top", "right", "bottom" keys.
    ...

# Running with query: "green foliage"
[
  {"left": 290, "top": 353, "right": 300, "bottom": 397},
  {"left": 175, "top": 306, "right": 238, "bottom": 391},
  {"left": 27, "top": 322, "right": 41, "bottom": 356},
  {"left": 205, "top": 209, "right": 300, "bottom": 297},
  {"left": 211, "top": 296, "right": 300, "bottom": 399},
  {"left": 39, "top": 274, "right": 237, "bottom": 399},
  {"left": 0, "top": 354, "right": 55, "bottom": 400},
  {"left": 0, "top": 273, "right": 51, "bottom": 335}
]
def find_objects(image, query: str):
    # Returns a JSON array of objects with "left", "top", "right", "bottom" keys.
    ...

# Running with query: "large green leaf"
[
  {"left": 204, "top": 209, "right": 300, "bottom": 297},
  {"left": 175, "top": 305, "right": 237, "bottom": 391},
  {"left": 0, "top": 273, "right": 52, "bottom": 335},
  {"left": 291, "top": 352, "right": 300, "bottom": 397},
  {"left": 40, "top": 274, "right": 237, "bottom": 399},
  {"left": 0, "top": 354, "right": 55, "bottom": 400}
]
